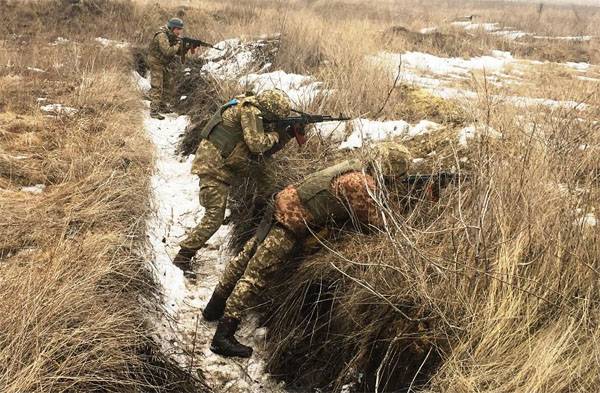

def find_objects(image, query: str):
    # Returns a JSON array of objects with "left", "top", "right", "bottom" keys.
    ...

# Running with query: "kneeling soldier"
[{"left": 203, "top": 142, "right": 412, "bottom": 357}]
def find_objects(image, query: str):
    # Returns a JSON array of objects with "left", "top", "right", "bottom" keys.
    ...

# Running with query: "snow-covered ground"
[{"left": 451, "top": 20, "right": 594, "bottom": 42}]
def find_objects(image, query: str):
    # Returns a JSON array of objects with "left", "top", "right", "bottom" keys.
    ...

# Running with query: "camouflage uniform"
[
  {"left": 147, "top": 26, "right": 181, "bottom": 113},
  {"left": 179, "top": 91, "right": 292, "bottom": 252},
  {"left": 215, "top": 143, "right": 412, "bottom": 320}
]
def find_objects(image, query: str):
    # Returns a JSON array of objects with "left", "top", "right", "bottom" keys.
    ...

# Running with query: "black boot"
[
  {"left": 173, "top": 247, "right": 197, "bottom": 280},
  {"left": 210, "top": 317, "right": 253, "bottom": 358},
  {"left": 202, "top": 289, "right": 227, "bottom": 321}
]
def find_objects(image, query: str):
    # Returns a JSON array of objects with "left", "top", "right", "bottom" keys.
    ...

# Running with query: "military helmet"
[
  {"left": 256, "top": 89, "right": 291, "bottom": 119},
  {"left": 370, "top": 141, "right": 411, "bottom": 178},
  {"left": 167, "top": 18, "right": 184, "bottom": 29}
]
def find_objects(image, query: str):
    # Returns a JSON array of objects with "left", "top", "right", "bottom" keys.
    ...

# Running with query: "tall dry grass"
[{"left": 0, "top": 1, "right": 206, "bottom": 391}]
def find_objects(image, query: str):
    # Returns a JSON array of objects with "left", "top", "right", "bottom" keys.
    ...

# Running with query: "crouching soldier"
[
  {"left": 202, "top": 142, "right": 412, "bottom": 358},
  {"left": 172, "top": 90, "right": 298, "bottom": 278},
  {"left": 148, "top": 18, "right": 184, "bottom": 120}
]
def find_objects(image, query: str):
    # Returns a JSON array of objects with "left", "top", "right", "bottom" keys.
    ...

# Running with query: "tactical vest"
[
  {"left": 296, "top": 159, "right": 365, "bottom": 227},
  {"left": 148, "top": 27, "right": 178, "bottom": 64},
  {"left": 200, "top": 98, "right": 250, "bottom": 158}
]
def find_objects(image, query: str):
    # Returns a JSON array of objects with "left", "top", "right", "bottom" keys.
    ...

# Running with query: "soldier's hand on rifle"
[{"left": 286, "top": 124, "right": 307, "bottom": 146}]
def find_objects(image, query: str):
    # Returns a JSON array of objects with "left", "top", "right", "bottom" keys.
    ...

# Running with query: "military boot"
[
  {"left": 173, "top": 247, "right": 197, "bottom": 280},
  {"left": 210, "top": 317, "right": 253, "bottom": 358},
  {"left": 202, "top": 289, "right": 227, "bottom": 321}
]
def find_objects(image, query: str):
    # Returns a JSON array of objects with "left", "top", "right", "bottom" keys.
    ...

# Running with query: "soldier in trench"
[
  {"left": 201, "top": 141, "right": 412, "bottom": 358},
  {"left": 172, "top": 90, "right": 300, "bottom": 278}
]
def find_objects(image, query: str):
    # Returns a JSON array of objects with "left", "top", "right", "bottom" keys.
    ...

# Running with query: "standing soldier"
[
  {"left": 172, "top": 90, "right": 299, "bottom": 278},
  {"left": 147, "top": 18, "right": 184, "bottom": 120},
  {"left": 201, "top": 142, "right": 412, "bottom": 358}
]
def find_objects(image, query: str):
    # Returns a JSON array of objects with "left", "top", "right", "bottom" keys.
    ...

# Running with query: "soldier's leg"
[
  {"left": 161, "top": 66, "right": 174, "bottom": 111},
  {"left": 224, "top": 225, "right": 296, "bottom": 320},
  {"left": 148, "top": 61, "right": 164, "bottom": 115},
  {"left": 203, "top": 236, "right": 258, "bottom": 321},
  {"left": 210, "top": 225, "right": 296, "bottom": 358},
  {"left": 180, "top": 176, "right": 229, "bottom": 251}
]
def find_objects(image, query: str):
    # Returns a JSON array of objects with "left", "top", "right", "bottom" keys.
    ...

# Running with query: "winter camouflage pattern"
[
  {"left": 148, "top": 26, "right": 181, "bottom": 113},
  {"left": 179, "top": 176, "right": 229, "bottom": 251},
  {"left": 223, "top": 225, "right": 296, "bottom": 320},
  {"left": 256, "top": 89, "right": 291, "bottom": 120}
]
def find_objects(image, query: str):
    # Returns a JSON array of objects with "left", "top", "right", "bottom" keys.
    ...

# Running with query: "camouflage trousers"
[
  {"left": 180, "top": 176, "right": 229, "bottom": 251},
  {"left": 215, "top": 225, "right": 296, "bottom": 320},
  {"left": 148, "top": 58, "right": 174, "bottom": 113}
]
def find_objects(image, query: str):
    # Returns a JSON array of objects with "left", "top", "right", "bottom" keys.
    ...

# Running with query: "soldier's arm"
[
  {"left": 240, "top": 105, "right": 279, "bottom": 154},
  {"left": 332, "top": 172, "right": 383, "bottom": 227},
  {"left": 156, "top": 32, "right": 181, "bottom": 58}
]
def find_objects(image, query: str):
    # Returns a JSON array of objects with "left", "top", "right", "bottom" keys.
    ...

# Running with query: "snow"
[
  {"left": 27, "top": 67, "right": 46, "bottom": 73},
  {"left": 566, "top": 62, "right": 591, "bottom": 71},
  {"left": 337, "top": 119, "right": 444, "bottom": 149},
  {"left": 533, "top": 35, "right": 592, "bottom": 41},
  {"left": 20, "top": 184, "right": 46, "bottom": 194},
  {"left": 200, "top": 38, "right": 278, "bottom": 80},
  {"left": 132, "top": 71, "right": 151, "bottom": 93},
  {"left": 574, "top": 209, "right": 597, "bottom": 227},
  {"left": 458, "top": 125, "right": 502, "bottom": 146},
  {"left": 240, "top": 70, "right": 323, "bottom": 106},
  {"left": 40, "top": 104, "right": 78, "bottom": 115},
  {"left": 180, "top": 95, "right": 188, "bottom": 101},
  {"left": 50, "top": 37, "right": 69, "bottom": 46},
  {"left": 493, "top": 30, "right": 530, "bottom": 40},
  {"left": 419, "top": 27, "right": 438, "bottom": 34},
  {"left": 95, "top": 37, "right": 130, "bottom": 49},
  {"left": 395, "top": 50, "right": 515, "bottom": 77}
]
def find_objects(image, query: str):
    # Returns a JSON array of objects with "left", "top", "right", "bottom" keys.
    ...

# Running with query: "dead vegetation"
[{"left": 2, "top": 0, "right": 600, "bottom": 391}]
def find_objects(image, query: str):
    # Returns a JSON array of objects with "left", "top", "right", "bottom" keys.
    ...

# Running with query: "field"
[{"left": 1, "top": 0, "right": 599, "bottom": 392}]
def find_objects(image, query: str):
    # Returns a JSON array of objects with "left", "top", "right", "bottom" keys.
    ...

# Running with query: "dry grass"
[
  {"left": 2, "top": 0, "right": 599, "bottom": 392},
  {"left": 0, "top": 1, "right": 206, "bottom": 392}
]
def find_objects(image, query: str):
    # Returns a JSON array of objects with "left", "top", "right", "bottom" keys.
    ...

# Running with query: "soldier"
[
  {"left": 147, "top": 18, "right": 185, "bottom": 120},
  {"left": 172, "top": 90, "right": 299, "bottom": 279},
  {"left": 202, "top": 142, "right": 412, "bottom": 357}
]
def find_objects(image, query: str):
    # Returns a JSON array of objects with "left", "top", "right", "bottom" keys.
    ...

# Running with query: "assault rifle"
[
  {"left": 402, "top": 171, "right": 468, "bottom": 201},
  {"left": 179, "top": 37, "right": 221, "bottom": 62},
  {"left": 263, "top": 109, "right": 350, "bottom": 145}
]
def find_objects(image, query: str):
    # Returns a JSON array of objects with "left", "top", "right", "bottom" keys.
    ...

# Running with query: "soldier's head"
[
  {"left": 256, "top": 89, "right": 291, "bottom": 120},
  {"left": 369, "top": 141, "right": 411, "bottom": 179},
  {"left": 167, "top": 18, "right": 184, "bottom": 36}
]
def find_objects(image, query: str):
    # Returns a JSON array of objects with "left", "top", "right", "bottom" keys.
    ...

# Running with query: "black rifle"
[
  {"left": 402, "top": 171, "right": 467, "bottom": 201},
  {"left": 179, "top": 37, "right": 220, "bottom": 62},
  {"left": 263, "top": 109, "right": 350, "bottom": 145}
]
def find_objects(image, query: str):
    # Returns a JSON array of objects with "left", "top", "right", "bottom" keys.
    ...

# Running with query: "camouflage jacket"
[
  {"left": 148, "top": 26, "right": 181, "bottom": 65},
  {"left": 191, "top": 97, "right": 287, "bottom": 184}
]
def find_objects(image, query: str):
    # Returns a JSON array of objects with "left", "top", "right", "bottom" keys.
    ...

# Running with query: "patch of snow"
[
  {"left": 577, "top": 76, "right": 600, "bottom": 82},
  {"left": 240, "top": 70, "right": 323, "bottom": 106},
  {"left": 458, "top": 125, "right": 502, "bottom": 146},
  {"left": 20, "top": 184, "right": 46, "bottom": 194},
  {"left": 533, "top": 35, "right": 592, "bottom": 42},
  {"left": 493, "top": 30, "right": 530, "bottom": 40},
  {"left": 574, "top": 209, "right": 597, "bottom": 227},
  {"left": 132, "top": 71, "right": 151, "bottom": 93},
  {"left": 95, "top": 37, "right": 130, "bottom": 49},
  {"left": 339, "top": 119, "right": 410, "bottom": 149},
  {"left": 313, "top": 120, "right": 349, "bottom": 141},
  {"left": 27, "top": 67, "right": 46, "bottom": 73},
  {"left": 200, "top": 38, "right": 277, "bottom": 80},
  {"left": 50, "top": 37, "right": 69, "bottom": 46},
  {"left": 36, "top": 97, "right": 47, "bottom": 102},
  {"left": 419, "top": 27, "right": 438, "bottom": 34},
  {"left": 408, "top": 119, "right": 443, "bottom": 137},
  {"left": 397, "top": 50, "right": 514, "bottom": 76},
  {"left": 40, "top": 104, "right": 78, "bottom": 116},
  {"left": 180, "top": 95, "right": 188, "bottom": 101},
  {"left": 566, "top": 62, "right": 591, "bottom": 71}
]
